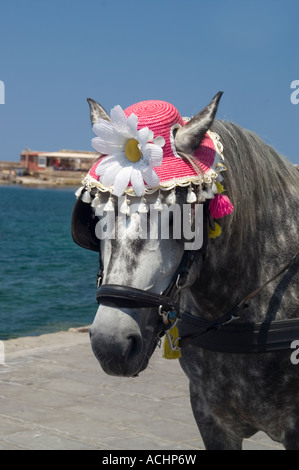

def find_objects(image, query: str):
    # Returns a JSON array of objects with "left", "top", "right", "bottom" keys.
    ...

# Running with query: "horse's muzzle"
[{"left": 89, "top": 305, "right": 146, "bottom": 377}]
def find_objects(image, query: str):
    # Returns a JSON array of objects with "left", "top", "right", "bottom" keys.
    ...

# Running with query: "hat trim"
[
  {"left": 82, "top": 165, "right": 222, "bottom": 196},
  {"left": 208, "top": 130, "right": 224, "bottom": 160}
]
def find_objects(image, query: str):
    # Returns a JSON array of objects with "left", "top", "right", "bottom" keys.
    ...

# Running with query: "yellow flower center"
[{"left": 125, "top": 139, "right": 142, "bottom": 162}]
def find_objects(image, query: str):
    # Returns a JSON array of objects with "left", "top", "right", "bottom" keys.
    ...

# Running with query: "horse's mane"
[{"left": 211, "top": 120, "right": 299, "bottom": 243}]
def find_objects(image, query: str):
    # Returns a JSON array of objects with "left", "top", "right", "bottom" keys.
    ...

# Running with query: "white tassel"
[
  {"left": 166, "top": 189, "right": 176, "bottom": 205},
  {"left": 75, "top": 186, "right": 83, "bottom": 198},
  {"left": 187, "top": 185, "right": 197, "bottom": 203},
  {"left": 91, "top": 193, "right": 102, "bottom": 208},
  {"left": 119, "top": 197, "right": 130, "bottom": 215},
  {"left": 153, "top": 192, "right": 164, "bottom": 210},
  {"left": 81, "top": 190, "right": 92, "bottom": 203},
  {"left": 137, "top": 198, "right": 149, "bottom": 213},
  {"left": 104, "top": 196, "right": 115, "bottom": 212}
]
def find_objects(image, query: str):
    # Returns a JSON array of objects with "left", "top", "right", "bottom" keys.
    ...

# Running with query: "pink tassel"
[{"left": 209, "top": 194, "right": 234, "bottom": 219}]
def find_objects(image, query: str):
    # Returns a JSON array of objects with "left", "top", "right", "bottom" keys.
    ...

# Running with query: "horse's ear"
[
  {"left": 87, "top": 98, "right": 111, "bottom": 125},
  {"left": 175, "top": 91, "right": 223, "bottom": 154}
]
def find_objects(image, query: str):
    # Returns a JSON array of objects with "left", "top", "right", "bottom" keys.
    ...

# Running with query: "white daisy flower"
[{"left": 92, "top": 105, "right": 165, "bottom": 197}]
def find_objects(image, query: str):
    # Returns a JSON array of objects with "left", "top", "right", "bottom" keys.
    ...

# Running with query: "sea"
[{"left": 0, "top": 185, "right": 98, "bottom": 340}]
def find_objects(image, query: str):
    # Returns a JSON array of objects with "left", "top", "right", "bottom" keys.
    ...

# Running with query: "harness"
[
  {"left": 178, "top": 250, "right": 299, "bottom": 353},
  {"left": 72, "top": 195, "right": 299, "bottom": 355}
]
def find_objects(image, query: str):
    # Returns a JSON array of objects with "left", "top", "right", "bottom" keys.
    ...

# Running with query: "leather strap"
[
  {"left": 179, "top": 316, "right": 299, "bottom": 353},
  {"left": 97, "top": 284, "right": 179, "bottom": 310}
]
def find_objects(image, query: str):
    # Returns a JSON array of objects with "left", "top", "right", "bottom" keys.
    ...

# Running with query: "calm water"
[{"left": 0, "top": 185, "right": 98, "bottom": 340}]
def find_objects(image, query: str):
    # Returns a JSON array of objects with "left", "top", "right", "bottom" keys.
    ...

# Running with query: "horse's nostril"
[{"left": 127, "top": 334, "right": 143, "bottom": 362}]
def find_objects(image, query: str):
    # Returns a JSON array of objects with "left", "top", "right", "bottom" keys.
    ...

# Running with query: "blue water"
[{"left": 0, "top": 185, "right": 98, "bottom": 339}]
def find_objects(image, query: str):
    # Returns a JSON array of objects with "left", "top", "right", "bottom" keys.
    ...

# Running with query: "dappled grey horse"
[{"left": 72, "top": 93, "right": 299, "bottom": 450}]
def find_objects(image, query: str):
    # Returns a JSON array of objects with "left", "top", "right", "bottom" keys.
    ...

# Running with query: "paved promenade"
[{"left": 0, "top": 329, "right": 284, "bottom": 450}]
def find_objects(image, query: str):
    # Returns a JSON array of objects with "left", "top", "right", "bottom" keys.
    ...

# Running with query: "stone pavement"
[{"left": 0, "top": 329, "right": 284, "bottom": 450}]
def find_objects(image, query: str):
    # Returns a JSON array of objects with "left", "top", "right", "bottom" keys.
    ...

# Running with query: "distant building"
[{"left": 20, "top": 149, "right": 99, "bottom": 172}]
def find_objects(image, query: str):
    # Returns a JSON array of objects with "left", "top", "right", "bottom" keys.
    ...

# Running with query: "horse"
[{"left": 72, "top": 93, "right": 299, "bottom": 450}]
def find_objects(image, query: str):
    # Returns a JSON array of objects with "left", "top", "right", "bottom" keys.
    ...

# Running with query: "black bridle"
[{"left": 72, "top": 191, "right": 299, "bottom": 354}]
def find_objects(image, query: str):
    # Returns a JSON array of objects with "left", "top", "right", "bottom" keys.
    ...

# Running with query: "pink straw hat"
[
  {"left": 84, "top": 99, "right": 224, "bottom": 199},
  {"left": 72, "top": 97, "right": 234, "bottom": 247}
]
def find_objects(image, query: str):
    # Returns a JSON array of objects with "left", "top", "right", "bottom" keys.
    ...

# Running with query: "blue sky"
[{"left": 0, "top": 0, "right": 298, "bottom": 164}]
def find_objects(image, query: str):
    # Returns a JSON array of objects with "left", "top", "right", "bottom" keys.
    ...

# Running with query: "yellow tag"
[{"left": 163, "top": 326, "right": 181, "bottom": 359}]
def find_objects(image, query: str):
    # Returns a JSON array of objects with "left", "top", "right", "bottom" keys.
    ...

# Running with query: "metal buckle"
[
  {"left": 158, "top": 306, "right": 178, "bottom": 327},
  {"left": 158, "top": 305, "right": 171, "bottom": 325}
]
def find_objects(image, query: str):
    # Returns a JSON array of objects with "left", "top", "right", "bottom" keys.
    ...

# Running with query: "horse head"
[
  {"left": 90, "top": 195, "right": 186, "bottom": 377},
  {"left": 72, "top": 93, "right": 225, "bottom": 377}
]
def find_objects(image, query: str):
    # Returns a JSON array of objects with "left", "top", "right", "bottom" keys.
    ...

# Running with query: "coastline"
[
  {"left": 0, "top": 174, "right": 83, "bottom": 188},
  {"left": 0, "top": 160, "right": 84, "bottom": 187}
]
